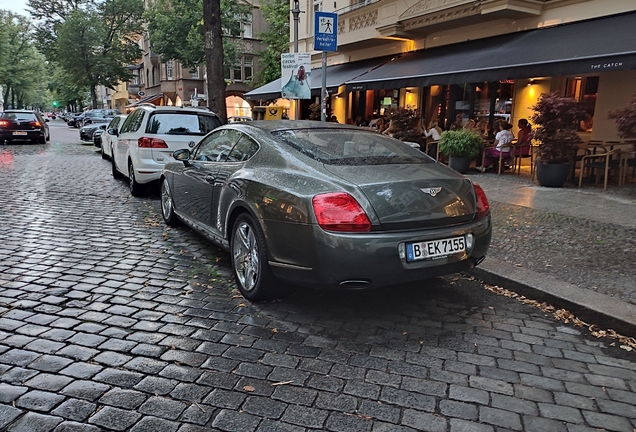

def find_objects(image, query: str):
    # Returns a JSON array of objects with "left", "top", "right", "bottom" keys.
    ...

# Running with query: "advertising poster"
[{"left": 281, "top": 53, "right": 312, "bottom": 99}]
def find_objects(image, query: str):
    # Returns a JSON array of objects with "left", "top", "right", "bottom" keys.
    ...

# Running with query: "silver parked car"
[
  {"left": 160, "top": 121, "right": 492, "bottom": 301},
  {"left": 100, "top": 114, "right": 127, "bottom": 160}
]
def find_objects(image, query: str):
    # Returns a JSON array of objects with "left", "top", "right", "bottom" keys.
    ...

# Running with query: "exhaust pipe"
[
  {"left": 339, "top": 280, "right": 371, "bottom": 289},
  {"left": 471, "top": 256, "right": 486, "bottom": 267}
]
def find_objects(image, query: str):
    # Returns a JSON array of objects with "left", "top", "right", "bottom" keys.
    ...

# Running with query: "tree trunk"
[
  {"left": 3, "top": 85, "right": 10, "bottom": 110},
  {"left": 90, "top": 85, "right": 98, "bottom": 109},
  {"left": 203, "top": 0, "right": 227, "bottom": 123}
]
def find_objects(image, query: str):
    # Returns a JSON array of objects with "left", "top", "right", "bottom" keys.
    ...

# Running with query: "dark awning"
[
  {"left": 244, "top": 56, "right": 395, "bottom": 100},
  {"left": 126, "top": 93, "right": 164, "bottom": 108},
  {"left": 347, "top": 12, "right": 636, "bottom": 91}
]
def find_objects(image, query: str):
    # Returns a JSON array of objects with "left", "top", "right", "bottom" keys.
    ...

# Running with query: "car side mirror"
[
  {"left": 173, "top": 149, "right": 191, "bottom": 161},
  {"left": 107, "top": 128, "right": 118, "bottom": 136}
]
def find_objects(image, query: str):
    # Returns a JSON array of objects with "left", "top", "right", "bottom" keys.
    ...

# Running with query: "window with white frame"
[
  {"left": 241, "top": 14, "right": 252, "bottom": 38},
  {"left": 166, "top": 60, "right": 173, "bottom": 80},
  {"left": 312, "top": 0, "right": 322, "bottom": 35},
  {"left": 191, "top": 68, "right": 199, "bottom": 79},
  {"left": 224, "top": 57, "right": 254, "bottom": 82}
]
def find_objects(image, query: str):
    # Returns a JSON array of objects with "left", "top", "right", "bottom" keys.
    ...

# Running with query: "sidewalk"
[{"left": 464, "top": 167, "right": 636, "bottom": 335}]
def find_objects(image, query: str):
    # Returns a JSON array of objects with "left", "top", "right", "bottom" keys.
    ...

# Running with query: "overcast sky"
[{"left": 0, "top": 0, "right": 30, "bottom": 16}]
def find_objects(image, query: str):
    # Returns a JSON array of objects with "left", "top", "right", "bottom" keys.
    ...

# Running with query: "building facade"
[
  {"left": 247, "top": 0, "right": 636, "bottom": 142},
  {"left": 125, "top": 0, "right": 267, "bottom": 117}
]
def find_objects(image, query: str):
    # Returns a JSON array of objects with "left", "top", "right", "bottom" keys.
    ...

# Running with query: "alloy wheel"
[{"left": 233, "top": 221, "right": 259, "bottom": 292}]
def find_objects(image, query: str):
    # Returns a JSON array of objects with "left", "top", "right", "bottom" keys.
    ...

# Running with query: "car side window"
[
  {"left": 120, "top": 110, "right": 144, "bottom": 134},
  {"left": 107, "top": 117, "right": 118, "bottom": 129},
  {"left": 226, "top": 135, "right": 259, "bottom": 162},
  {"left": 193, "top": 129, "right": 241, "bottom": 162}
]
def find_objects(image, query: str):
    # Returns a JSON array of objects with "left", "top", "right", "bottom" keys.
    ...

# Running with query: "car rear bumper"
[
  {"left": 0, "top": 131, "right": 46, "bottom": 141},
  {"left": 265, "top": 216, "right": 491, "bottom": 289}
]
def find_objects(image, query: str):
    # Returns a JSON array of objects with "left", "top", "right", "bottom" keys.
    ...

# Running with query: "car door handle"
[{"left": 204, "top": 175, "right": 215, "bottom": 184}]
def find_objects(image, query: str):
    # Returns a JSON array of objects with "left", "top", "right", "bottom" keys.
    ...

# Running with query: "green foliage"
[
  {"left": 438, "top": 129, "right": 483, "bottom": 159},
  {"left": 386, "top": 108, "right": 426, "bottom": 145},
  {"left": 0, "top": 11, "right": 49, "bottom": 109},
  {"left": 531, "top": 92, "right": 586, "bottom": 163},
  {"left": 145, "top": 0, "right": 251, "bottom": 69},
  {"left": 608, "top": 92, "right": 636, "bottom": 147},
  {"left": 28, "top": 0, "right": 145, "bottom": 108},
  {"left": 252, "top": 0, "right": 289, "bottom": 87}
]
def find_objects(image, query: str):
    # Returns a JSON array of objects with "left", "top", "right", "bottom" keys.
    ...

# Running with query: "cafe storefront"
[{"left": 246, "top": 11, "right": 636, "bottom": 141}]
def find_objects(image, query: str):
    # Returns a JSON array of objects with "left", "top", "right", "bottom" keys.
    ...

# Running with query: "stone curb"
[{"left": 468, "top": 257, "right": 636, "bottom": 338}]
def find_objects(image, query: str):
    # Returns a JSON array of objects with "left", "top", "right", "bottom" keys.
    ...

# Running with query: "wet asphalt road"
[{"left": 0, "top": 119, "right": 635, "bottom": 431}]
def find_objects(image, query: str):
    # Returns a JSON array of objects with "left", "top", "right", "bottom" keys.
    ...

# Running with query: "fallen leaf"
[{"left": 243, "top": 385, "right": 255, "bottom": 392}]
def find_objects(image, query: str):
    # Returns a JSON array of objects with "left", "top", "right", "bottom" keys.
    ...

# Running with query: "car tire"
[
  {"left": 38, "top": 136, "right": 46, "bottom": 144},
  {"left": 111, "top": 156, "right": 123, "bottom": 179},
  {"left": 230, "top": 213, "right": 281, "bottom": 302},
  {"left": 160, "top": 177, "right": 180, "bottom": 226},
  {"left": 128, "top": 160, "right": 143, "bottom": 197}
]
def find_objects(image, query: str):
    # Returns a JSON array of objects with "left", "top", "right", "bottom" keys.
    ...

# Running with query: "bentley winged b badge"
[{"left": 420, "top": 187, "right": 442, "bottom": 197}]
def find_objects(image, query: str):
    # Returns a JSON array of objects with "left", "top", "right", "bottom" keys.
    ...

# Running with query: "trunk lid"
[{"left": 323, "top": 163, "right": 477, "bottom": 229}]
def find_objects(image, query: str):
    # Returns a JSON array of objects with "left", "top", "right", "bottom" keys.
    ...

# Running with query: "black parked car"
[
  {"left": 79, "top": 123, "right": 107, "bottom": 142},
  {"left": 0, "top": 110, "right": 50, "bottom": 144},
  {"left": 80, "top": 109, "right": 121, "bottom": 128},
  {"left": 68, "top": 112, "right": 85, "bottom": 128}
]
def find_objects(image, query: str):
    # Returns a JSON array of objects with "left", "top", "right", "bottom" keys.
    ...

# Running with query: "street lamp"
[
  {"left": 292, "top": 0, "right": 300, "bottom": 54},
  {"left": 291, "top": 0, "right": 301, "bottom": 119}
]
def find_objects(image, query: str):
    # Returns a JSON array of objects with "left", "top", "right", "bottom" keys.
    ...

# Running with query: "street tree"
[
  {"left": 145, "top": 0, "right": 251, "bottom": 121},
  {"left": 252, "top": 0, "right": 289, "bottom": 87},
  {"left": 28, "top": 0, "right": 145, "bottom": 108},
  {"left": 0, "top": 11, "right": 49, "bottom": 110}
]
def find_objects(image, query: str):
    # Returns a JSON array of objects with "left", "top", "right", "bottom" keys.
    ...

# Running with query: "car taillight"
[
  {"left": 312, "top": 192, "right": 371, "bottom": 232},
  {"left": 30, "top": 121, "right": 41, "bottom": 127},
  {"left": 0, "top": 120, "right": 8, "bottom": 127},
  {"left": 138, "top": 137, "right": 168, "bottom": 148},
  {"left": 473, "top": 183, "right": 490, "bottom": 219}
]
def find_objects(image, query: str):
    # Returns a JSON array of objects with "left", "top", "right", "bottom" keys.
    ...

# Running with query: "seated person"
[{"left": 476, "top": 121, "right": 514, "bottom": 172}]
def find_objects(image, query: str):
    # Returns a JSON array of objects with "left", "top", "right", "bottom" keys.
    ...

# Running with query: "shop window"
[{"left": 565, "top": 76, "right": 598, "bottom": 132}]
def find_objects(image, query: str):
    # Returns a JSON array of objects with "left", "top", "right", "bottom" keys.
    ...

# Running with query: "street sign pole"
[
  {"left": 321, "top": 52, "right": 327, "bottom": 122},
  {"left": 314, "top": 11, "right": 338, "bottom": 123}
]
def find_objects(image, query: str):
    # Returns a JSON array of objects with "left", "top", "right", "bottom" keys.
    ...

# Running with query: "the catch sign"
[
  {"left": 280, "top": 52, "right": 312, "bottom": 99},
  {"left": 314, "top": 11, "right": 338, "bottom": 52}
]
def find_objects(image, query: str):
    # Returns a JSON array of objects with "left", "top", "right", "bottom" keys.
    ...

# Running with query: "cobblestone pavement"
[{"left": 1, "top": 137, "right": 636, "bottom": 432}]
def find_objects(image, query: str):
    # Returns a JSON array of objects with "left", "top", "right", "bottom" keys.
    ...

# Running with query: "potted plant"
[
  {"left": 608, "top": 92, "right": 636, "bottom": 148},
  {"left": 385, "top": 108, "right": 427, "bottom": 148},
  {"left": 531, "top": 92, "right": 587, "bottom": 187},
  {"left": 438, "top": 128, "right": 483, "bottom": 173}
]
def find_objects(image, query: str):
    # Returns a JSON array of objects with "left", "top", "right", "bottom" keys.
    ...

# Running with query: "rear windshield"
[
  {"left": 1, "top": 112, "right": 37, "bottom": 122},
  {"left": 271, "top": 128, "right": 431, "bottom": 165},
  {"left": 146, "top": 113, "right": 221, "bottom": 135}
]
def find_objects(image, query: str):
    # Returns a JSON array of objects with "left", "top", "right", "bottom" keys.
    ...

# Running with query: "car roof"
[
  {"left": 137, "top": 105, "right": 219, "bottom": 116},
  {"left": 3, "top": 110, "right": 38, "bottom": 113},
  {"left": 234, "top": 120, "right": 369, "bottom": 133}
]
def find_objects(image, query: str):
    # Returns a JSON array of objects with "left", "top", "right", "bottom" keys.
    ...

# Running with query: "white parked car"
[
  {"left": 111, "top": 105, "right": 222, "bottom": 196},
  {"left": 100, "top": 114, "right": 127, "bottom": 159}
]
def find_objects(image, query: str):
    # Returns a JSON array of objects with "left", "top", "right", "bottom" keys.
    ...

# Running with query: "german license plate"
[
  {"left": 13, "top": 131, "right": 27, "bottom": 135},
  {"left": 406, "top": 236, "right": 466, "bottom": 261}
]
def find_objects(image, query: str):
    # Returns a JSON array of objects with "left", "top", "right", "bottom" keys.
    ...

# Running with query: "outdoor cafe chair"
[{"left": 578, "top": 148, "right": 624, "bottom": 190}]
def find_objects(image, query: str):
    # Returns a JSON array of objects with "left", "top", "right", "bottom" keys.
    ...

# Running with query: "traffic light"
[{"left": 52, "top": 101, "right": 58, "bottom": 107}]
